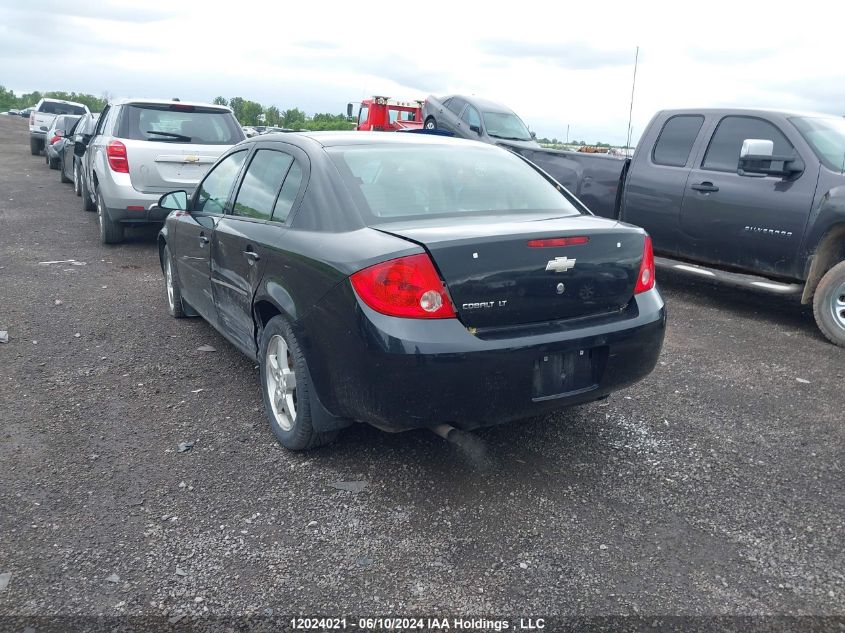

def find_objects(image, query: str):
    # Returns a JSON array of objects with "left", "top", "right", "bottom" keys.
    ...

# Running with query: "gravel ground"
[{"left": 0, "top": 115, "right": 842, "bottom": 629}]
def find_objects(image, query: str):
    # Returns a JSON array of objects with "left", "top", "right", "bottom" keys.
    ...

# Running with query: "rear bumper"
[
  {"left": 302, "top": 284, "right": 666, "bottom": 432},
  {"left": 98, "top": 174, "right": 191, "bottom": 225}
]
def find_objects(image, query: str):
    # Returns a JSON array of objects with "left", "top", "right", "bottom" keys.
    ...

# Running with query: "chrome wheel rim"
[
  {"left": 830, "top": 281, "right": 845, "bottom": 331},
  {"left": 265, "top": 334, "right": 297, "bottom": 431},
  {"left": 425, "top": 120, "right": 435, "bottom": 129},
  {"left": 97, "top": 195, "right": 103, "bottom": 231},
  {"left": 73, "top": 163, "right": 79, "bottom": 193},
  {"left": 165, "top": 257, "right": 175, "bottom": 311}
]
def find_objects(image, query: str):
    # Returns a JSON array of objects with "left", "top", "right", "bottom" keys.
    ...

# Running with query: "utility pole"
[{"left": 626, "top": 46, "right": 639, "bottom": 151}]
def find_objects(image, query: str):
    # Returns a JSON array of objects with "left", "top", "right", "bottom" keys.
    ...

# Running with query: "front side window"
[
  {"left": 791, "top": 116, "right": 845, "bottom": 172},
  {"left": 358, "top": 105, "right": 369, "bottom": 126},
  {"left": 233, "top": 150, "right": 294, "bottom": 221},
  {"left": 652, "top": 115, "right": 704, "bottom": 167},
  {"left": 703, "top": 116, "right": 794, "bottom": 172},
  {"left": 461, "top": 106, "right": 482, "bottom": 129},
  {"left": 194, "top": 150, "right": 248, "bottom": 214},
  {"left": 118, "top": 104, "right": 243, "bottom": 145},
  {"left": 329, "top": 144, "right": 581, "bottom": 221},
  {"left": 481, "top": 112, "right": 532, "bottom": 141}
]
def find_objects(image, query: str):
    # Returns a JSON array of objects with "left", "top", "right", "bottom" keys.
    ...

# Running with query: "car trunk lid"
[
  {"left": 373, "top": 215, "right": 645, "bottom": 328},
  {"left": 124, "top": 140, "right": 225, "bottom": 194}
]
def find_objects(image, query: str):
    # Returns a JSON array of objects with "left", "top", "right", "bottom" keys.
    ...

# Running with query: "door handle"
[
  {"left": 690, "top": 182, "right": 719, "bottom": 193},
  {"left": 198, "top": 234, "right": 209, "bottom": 246},
  {"left": 243, "top": 249, "right": 260, "bottom": 264}
]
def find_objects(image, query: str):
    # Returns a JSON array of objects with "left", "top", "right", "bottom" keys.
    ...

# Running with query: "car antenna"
[{"left": 625, "top": 46, "right": 639, "bottom": 153}]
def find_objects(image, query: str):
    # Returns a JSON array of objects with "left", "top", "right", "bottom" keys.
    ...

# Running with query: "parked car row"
[{"left": 28, "top": 98, "right": 666, "bottom": 451}]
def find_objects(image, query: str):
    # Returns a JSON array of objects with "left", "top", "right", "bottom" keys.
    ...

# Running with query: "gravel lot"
[{"left": 0, "top": 115, "right": 842, "bottom": 628}]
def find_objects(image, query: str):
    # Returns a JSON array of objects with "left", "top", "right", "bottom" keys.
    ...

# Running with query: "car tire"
[
  {"left": 73, "top": 161, "right": 82, "bottom": 196},
  {"left": 259, "top": 315, "right": 338, "bottom": 451},
  {"left": 812, "top": 260, "right": 845, "bottom": 347},
  {"left": 424, "top": 117, "right": 437, "bottom": 130},
  {"left": 80, "top": 172, "right": 96, "bottom": 211},
  {"left": 30, "top": 137, "right": 41, "bottom": 155},
  {"left": 97, "top": 189, "right": 124, "bottom": 244},
  {"left": 49, "top": 154, "right": 60, "bottom": 170},
  {"left": 162, "top": 244, "right": 186, "bottom": 318},
  {"left": 60, "top": 157, "right": 71, "bottom": 183}
]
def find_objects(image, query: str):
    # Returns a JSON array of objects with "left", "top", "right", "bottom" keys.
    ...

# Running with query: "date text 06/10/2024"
[{"left": 290, "top": 617, "right": 546, "bottom": 630}]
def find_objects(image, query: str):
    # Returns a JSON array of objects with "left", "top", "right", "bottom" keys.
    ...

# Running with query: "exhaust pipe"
[
  {"left": 431, "top": 424, "right": 491, "bottom": 469},
  {"left": 431, "top": 424, "right": 459, "bottom": 441}
]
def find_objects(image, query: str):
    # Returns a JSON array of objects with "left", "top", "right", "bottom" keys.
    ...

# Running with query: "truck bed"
[{"left": 502, "top": 144, "right": 628, "bottom": 220}]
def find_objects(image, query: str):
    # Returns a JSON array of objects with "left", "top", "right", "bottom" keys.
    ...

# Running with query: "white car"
[
  {"left": 78, "top": 98, "right": 245, "bottom": 244},
  {"left": 29, "top": 98, "right": 90, "bottom": 155}
]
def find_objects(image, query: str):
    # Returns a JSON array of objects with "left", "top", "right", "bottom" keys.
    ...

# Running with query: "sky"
[{"left": 2, "top": 0, "right": 844, "bottom": 145}]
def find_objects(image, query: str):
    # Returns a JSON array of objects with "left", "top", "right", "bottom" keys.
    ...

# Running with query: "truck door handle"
[
  {"left": 691, "top": 182, "right": 719, "bottom": 193},
  {"left": 243, "top": 249, "right": 260, "bottom": 264}
]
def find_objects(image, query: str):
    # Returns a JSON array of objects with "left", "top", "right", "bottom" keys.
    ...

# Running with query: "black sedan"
[
  {"left": 156, "top": 132, "right": 666, "bottom": 450},
  {"left": 59, "top": 112, "right": 100, "bottom": 194}
]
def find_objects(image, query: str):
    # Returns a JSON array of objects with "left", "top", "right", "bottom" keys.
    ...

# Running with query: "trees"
[{"left": 212, "top": 96, "right": 228, "bottom": 106}]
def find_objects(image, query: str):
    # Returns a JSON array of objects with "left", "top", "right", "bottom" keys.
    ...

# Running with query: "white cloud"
[{"left": 2, "top": 0, "right": 843, "bottom": 144}]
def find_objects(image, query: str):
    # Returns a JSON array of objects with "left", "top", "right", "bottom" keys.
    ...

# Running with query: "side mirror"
[
  {"left": 530, "top": 131, "right": 537, "bottom": 140},
  {"left": 158, "top": 190, "right": 188, "bottom": 211},
  {"left": 738, "top": 138, "right": 803, "bottom": 178},
  {"left": 469, "top": 124, "right": 482, "bottom": 135},
  {"left": 346, "top": 103, "right": 354, "bottom": 119},
  {"left": 73, "top": 141, "right": 86, "bottom": 157}
]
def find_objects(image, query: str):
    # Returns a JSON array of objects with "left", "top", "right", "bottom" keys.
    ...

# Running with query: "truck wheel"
[
  {"left": 259, "top": 315, "right": 338, "bottom": 451},
  {"left": 812, "top": 260, "right": 845, "bottom": 347},
  {"left": 97, "top": 190, "right": 124, "bottom": 244},
  {"left": 30, "top": 137, "right": 41, "bottom": 155},
  {"left": 80, "top": 172, "right": 96, "bottom": 211},
  {"left": 424, "top": 117, "right": 437, "bottom": 130}
]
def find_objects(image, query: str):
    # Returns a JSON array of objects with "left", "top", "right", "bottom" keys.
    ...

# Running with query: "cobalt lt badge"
[
  {"left": 545, "top": 257, "right": 576, "bottom": 273},
  {"left": 556, "top": 283, "right": 565, "bottom": 295}
]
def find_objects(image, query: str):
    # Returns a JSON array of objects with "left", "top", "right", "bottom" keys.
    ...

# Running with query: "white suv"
[
  {"left": 78, "top": 98, "right": 245, "bottom": 244},
  {"left": 29, "top": 98, "right": 90, "bottom": 155}
]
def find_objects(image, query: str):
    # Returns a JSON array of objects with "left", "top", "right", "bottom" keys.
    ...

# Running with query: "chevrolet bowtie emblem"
[
  {"left": 184, "top": 155, "right": 200, "bottom": 163},
  {"left": 545, "top": 257, "right": 576, "bottom": 273}
]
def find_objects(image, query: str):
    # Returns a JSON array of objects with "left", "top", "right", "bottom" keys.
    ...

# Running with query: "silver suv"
[{"left": 79, "top": 98, "right": 245, "bottom": 244}]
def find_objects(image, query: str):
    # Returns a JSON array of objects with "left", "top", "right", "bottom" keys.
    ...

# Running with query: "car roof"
[
  {"left": 109, "top": 98, "right": 232, "bottom": 111},
  {"left": 659, "top": 107, "right": 841, "bottom": 119},
  {"left": 39, "top": 98, "right": 88, "bottom": 108},
  {"left": 253, "top": 130, "right": 502, "bottom": 149},
  {"left": 439, "top": 95, "right": 516, "bottom": 114}
]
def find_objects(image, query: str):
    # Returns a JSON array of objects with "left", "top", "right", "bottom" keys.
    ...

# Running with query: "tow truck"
[{"left": 346, "top": 96, "right": 424, "bottom": 132}]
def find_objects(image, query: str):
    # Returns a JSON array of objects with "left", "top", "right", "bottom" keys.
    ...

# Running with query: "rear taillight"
[
  {"left": 350, "top": 253, "right": 456, "bottom": 319},
  {"left": 634, "top": 235, "right": 655, "bottom": 294},
  {"left": 528, "top": 236, "right": 589, "bottom": 248},
  {"left": 106, "top": 140, "right": 129, "bottom": 173}
]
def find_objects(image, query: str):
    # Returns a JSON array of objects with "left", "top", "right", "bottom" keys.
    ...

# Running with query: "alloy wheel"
[
  {"left": 265, "top": 334, "right": 297, "bottom": 431},
  {"left": 830, "top": 281, "right": 845, "bottom": 331},
  {"left": 165, "top": 257, "right": 175, "bottom": 311}
]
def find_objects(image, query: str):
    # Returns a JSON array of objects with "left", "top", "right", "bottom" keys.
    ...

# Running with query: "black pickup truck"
[{"left": 505, "top": 108, "right": 845, "bottom": 347}]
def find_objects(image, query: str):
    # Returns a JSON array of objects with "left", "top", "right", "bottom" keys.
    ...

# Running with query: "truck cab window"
[
  {"left": 358, "top": 105, "right": 369, "bottom": 127},
  {"left": 652, "top": 115, "right": 704, "bottom": 167},
  {"left": 703, "top": 116, "right": 794, "bottom": 172}
]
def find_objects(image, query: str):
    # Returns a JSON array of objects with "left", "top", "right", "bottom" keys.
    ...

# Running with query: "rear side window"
[
  {"left": 117, "top": 104, "right": 243, "bottom": 145},
  {"left": 233, "top": 149, "right": 294, "bottom": 221},
  {"left": 652, "top": 115, "right": 704, "bottom": 167},
  {"left": 446, "top": 98, "right": 466, "bottom": 115},
  {"left": 273, "top": 162, "right": 302, "bottom": 222},
  {"left": 461, "top": 106, "right": 482, "bottom": 128},
  {"left": 329, "top": 145, "right": 580, "bottom": 221},
  {"left": 702, "top": 116, "right": 794, "bottom": 172},
  {"left": 39, "top": 101, "right": 86, "bottom": 116}
]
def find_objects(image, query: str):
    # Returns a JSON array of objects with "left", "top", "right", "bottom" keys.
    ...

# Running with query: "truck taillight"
[
  {"left": 106, "top": 140, "right": 129, "bottom": 173},
  {"left": 350, "top": 254, "right": 456, "bottom": 319},
  {"left": 634, "top": 236, "right": 655, "bottom": 294}
]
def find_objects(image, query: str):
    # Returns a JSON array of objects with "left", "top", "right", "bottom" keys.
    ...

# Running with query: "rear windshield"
[
  {"left": 328, "top": 144, "right": 581, "bottom": 221},
  {"left": 117, "top": 104, "right": 244, "bottom": 145},
  {"left": 39, "top": 101, "right": 87, "bottom": 116}
]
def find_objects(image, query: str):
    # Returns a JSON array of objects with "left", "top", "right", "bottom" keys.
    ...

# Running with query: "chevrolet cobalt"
[{"left": 156, "top": 132, "right": 666, "bottom": 450}]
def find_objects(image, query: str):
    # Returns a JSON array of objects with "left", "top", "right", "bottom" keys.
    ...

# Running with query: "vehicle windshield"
[
  {"left": 118, "top": 104, "right": 244, "bottom": 145},
  {"left": 39, "top": 102, "right": 87, "bottom": 116},
  {"left": 790, "top": 116, "right": 845, "bottom": 172},
  {"left": 482, "top": 111, "right": 532, "bottom": 141},
  {"left": 328, "top": 144, "right": 580, "bottom": 221}
]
